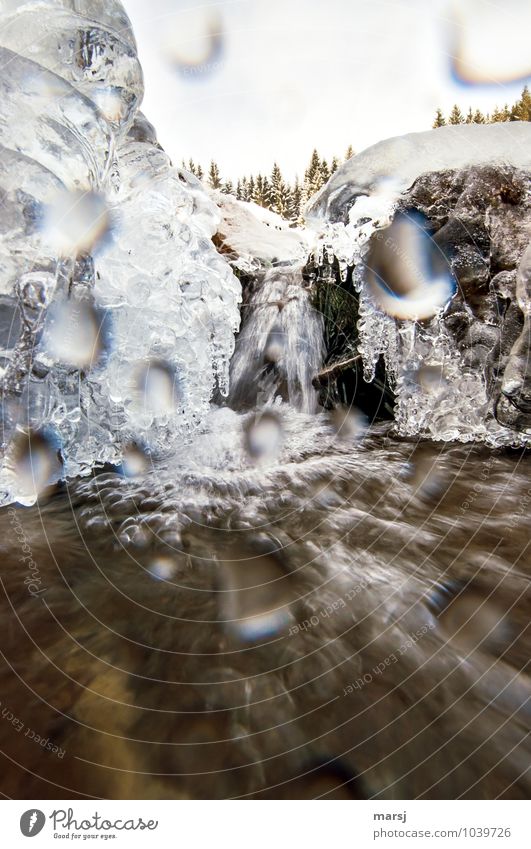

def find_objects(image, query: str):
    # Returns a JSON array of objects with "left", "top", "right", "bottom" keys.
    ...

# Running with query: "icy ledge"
[{"left": 305, "top": 123, "right": 531, "bottom": 446}]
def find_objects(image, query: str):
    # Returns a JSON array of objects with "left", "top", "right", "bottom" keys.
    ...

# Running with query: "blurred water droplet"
[
  {"left": 4, "top": 427, "right": 63, "bottom": 505},
  {"left": 161, "top": 9, "right": 224, "bottom": 79},
  {"left": 449, "top": 0, "right": 531, "bottom": 85},
  {"left": 148, "top": 556, "right": 177, "bottom": 582},
  {"left": 42, "top": 190, "right": 112, "bottom": 256},
  {"left": 403, "top": 445, "right": 447, "bottom": 501},
  {"left": 219, "top": 535, "right": 294, "bottom": 641},
  {"left": 330, "top": 406, "right": 367, "bottom": 441},
  {"left": 134, "top": 359, "right": 181, "bottom": 417},
  {"left": 121, "top": 442, "right": 150, "bottom": 477},
  {"left": 263, "top": 322, "right": 285, "bottom": 365},
  {"left": 437, "top": 587, "right": 512, "bottom": 654},
  {"left": 243, "top": 410, "right": 282, "bottom": 463},
  {"left": 42, "top": 298, "right": 108, "bottom": 370},
  {"left": 365, "top": 212, "right": 456, "bottom": 320},
  {"left": 416, "top": 364, "right": 447, "bottom": 393}
]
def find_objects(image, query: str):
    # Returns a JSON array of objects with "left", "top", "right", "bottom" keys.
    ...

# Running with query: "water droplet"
[
  {"left": 243, "top": 410, "right": 282, "bottom": 462},
  {"left": 219, "top": 535, "right": 294, "bottom": 641},
  {"left": 416, "top": 364, "right": 447, "bottom": 393},
  {"left": 148, "top": 556, "right": 177, "bottom": 582},
  {"left": 364, "top": 212, "right": 456, "bottom": 320},
  {"left": 161, "top": 9, "right": 224, "bottom": 79},
  {"left": 4, "top": 427, "right": 63, "bottom": 505},
  {"left": 42, "top": 190, "right": 112, "bottom": 256},
  {"left": 330, "top": 406, "right": 367, "bottom": 441},
  {"left": 134, "top": 359, "right": 181, "bottom": 417},
  {"left": 121, "top": 442, "right": 150, "bottom": 477},
  {"left": 449, "top": 0, "right": 531, "bottom": 86},
  {"left": 263, "top": 322, "right": 286, "bottom": 365},
  {"left": 403, "top": 445, "right": 447, "bottom": 501},
  {"left": 41, "top": 298, "right": 108, "bottom": 370}
]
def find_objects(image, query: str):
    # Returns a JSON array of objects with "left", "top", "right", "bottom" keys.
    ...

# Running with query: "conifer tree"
[
  {"left": 270, "top": 163, "right": 290, "bottom": 217},
  {"left": 222, "top": 179, "right": 234, "bottom": 195},
  {"left": 344, "top": 144, "right": 355, "bottom": 160},
  {"left": 473, "top": 109, "right": 485, "bottom": 124},
  {"left": 448, "top": 104, "right": 465, "bottom": 124},
  {"left": 433, "top": 108, "right": 446, "bottom": 128},
  {"left": 331, "top": 156, "right": 340, "bottom": 174},
  {"left": 465, "top": 107, "right": 474, "bottom": 124},
  {"left": 208, "top": 160, "right": 222, "bottom": 189},
  {"left": 320, "top": 158, "right": 330, "bottom": 183},
  {"left": 196, "top": 164, "right": 204, "bottom": 180},
  {"left": 287, "top": 178, "right": 302, "bottom": 224},
  {"left": 511, "top": 85, "right": 531, "bottom": 121}
]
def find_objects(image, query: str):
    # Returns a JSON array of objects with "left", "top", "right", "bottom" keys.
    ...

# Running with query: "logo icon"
[{"left": 20, "top": 810, "right": 46, "bottom": 837}]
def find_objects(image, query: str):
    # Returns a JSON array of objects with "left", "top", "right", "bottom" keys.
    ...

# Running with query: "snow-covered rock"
[
  {"left": 306, "top": 123, "right": 531, "bottom": 225},
  {"left": 212, "top": 192, "right": 314, "bottom": 275}
]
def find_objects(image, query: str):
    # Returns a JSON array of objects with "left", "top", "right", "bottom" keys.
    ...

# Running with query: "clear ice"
[
  {"left": 0, "top": 0, "right": 241, "bottom": 505},
  {"left": 307, "top": 124, "right": 531, "bottom": 446}
]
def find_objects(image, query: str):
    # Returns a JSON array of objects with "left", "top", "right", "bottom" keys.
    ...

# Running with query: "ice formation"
[
  {"left": 0, "top": 1, "right": 241, "bottom": 505},
  {"left": 307, "top": 123, "right": 531, "bottom": 445}
]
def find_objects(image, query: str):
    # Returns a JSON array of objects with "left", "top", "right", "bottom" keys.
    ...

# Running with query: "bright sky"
[{"left": 124, "top": 0, "right": 531, "bottom": 180}]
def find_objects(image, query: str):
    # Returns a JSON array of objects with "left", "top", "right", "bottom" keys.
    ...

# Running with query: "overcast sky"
[{"left": 124, "top": 0, "right": 531, "bottom": 180}]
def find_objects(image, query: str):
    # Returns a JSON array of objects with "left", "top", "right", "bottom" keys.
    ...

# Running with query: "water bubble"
[
  {"left": 134, "top": 359, "right": 181, "bottom": 418},
  {"left": 449, "top": 0, "right": 531, "bottom": 86},
  {"left": 4, "top": 427, "right": 63, "bottom": 505},
  {"left": 364, "top": 212, "right": 456, "bottom": 320},
  {"left": 148, "top": 556, "right": 177, "bottom": 582},
  {"left": 243, "top": 410, "right": 282, "bottom": 462},
  {"left": 42, "top": 190, "right": 112, "bottom": 256},
  {"left": 161, "top": 9, "right": 224, "bottom": 80},
  {"left": 41, "top": 298, "right": 108, "bottom": 370}
]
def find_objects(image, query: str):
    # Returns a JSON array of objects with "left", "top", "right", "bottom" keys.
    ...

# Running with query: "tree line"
[
  {"left": 182, "top": 87, "right": 530, "bottom": 224},
  {"left": 433, "top": 85, "right": 531, "bottom": 127},
  {"left": 183, "top": 146, "right": 355, "bottom": 225}
]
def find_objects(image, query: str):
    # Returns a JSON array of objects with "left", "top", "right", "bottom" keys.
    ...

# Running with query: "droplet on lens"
[
  {"left": 243, "top": 410, "right": 282, "bottom": 463},
  {"left": 449, "top": 0, "right": 531, "bottom": 85},
  {"left": 42, "top": 190, "right": 112, "bottom": 256},
  {"left": 330, "top": 406, "right": 367, "bottom": 441},
  {"left": 364, "top": 212, "right": 456, "bottom": 320},
  {"left": 41, "top": 298, "right": 108, "bottom": 370},
  {"left": 219, "top": 535, "right": 295, "bottom": 641},
  {"left": 161, "top": 9, "right": 224, "bottom": 79},
  {"left": 4, "top": 427, "right": 63, "bottom": 505},
  {"left": 148, "top": 556, "right": 177, "bottom": 582},
  {"left": 134, "top": 359, "right": 181, "bottom": 417}
]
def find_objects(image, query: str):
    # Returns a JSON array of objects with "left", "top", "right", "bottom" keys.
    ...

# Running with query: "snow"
[
  {"left": 306, "top": 122, "right": 531, "bottom": 224},
  {"left": 212, "top": 191, "right": 314, "bottom": 274}
]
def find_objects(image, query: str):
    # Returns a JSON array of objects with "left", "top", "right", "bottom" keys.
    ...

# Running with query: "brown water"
[{"left": 0, "top": 409, "right": 529, "bottom": 799}]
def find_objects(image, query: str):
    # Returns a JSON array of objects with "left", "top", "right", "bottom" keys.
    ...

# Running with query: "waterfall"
[{"left": 228, "top": 265, "right": 324, "bottom": 414}]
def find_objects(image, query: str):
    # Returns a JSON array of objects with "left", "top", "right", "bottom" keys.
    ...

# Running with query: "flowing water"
[
  {"left": 0, "top": 0, "right": 529, "bottom": 803},
  {"left": 1, "top": 285, "right": 530, "bottom": 799}
]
